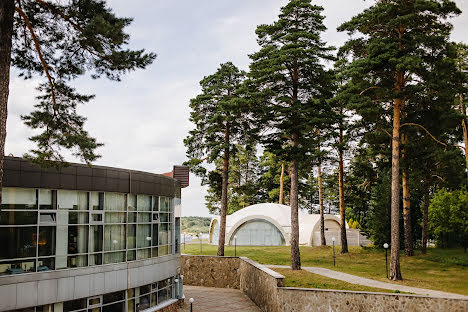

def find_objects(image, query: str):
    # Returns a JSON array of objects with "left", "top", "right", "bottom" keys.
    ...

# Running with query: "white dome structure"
[{"left": 208, "top": 203, "right": 370, "bottom": 246}]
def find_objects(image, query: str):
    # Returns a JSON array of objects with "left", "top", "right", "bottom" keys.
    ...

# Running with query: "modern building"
[
  {"left": 0, "top": 157, "right": 189, "bottom": 312},
  {"left": 209, "top": 203, "right": 371, "bottom": 247}
]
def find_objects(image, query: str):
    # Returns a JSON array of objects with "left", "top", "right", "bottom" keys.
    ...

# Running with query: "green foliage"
[
  {"left": 181, "top": 217, "right": 211, "bottom": 234},
  {"left": 249, "top": 0, "right": 334, "bottom": 164},
  {"left": 10, "top": 0, "right": 155, "bottom": 165},
  {"left": 184, "top": 62, "right": 251, "bottom": 183},
  {"left": 429, "top": 188, "right": 468, "bottom": 248}
]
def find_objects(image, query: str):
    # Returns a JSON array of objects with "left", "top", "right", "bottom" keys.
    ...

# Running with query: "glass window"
[
  {"left": 103, "top": 291, "right": 124, "bottom": 304},
  {"left": 158, "top": 223, "right": 169, "bottom": 246},
  {"left": 68, "top": 225, "right": 88, "bottom": 254},
  {"left": 128, "top": 224, "right": 136, "bottom": 249},
  {"left": 102, "top": 302, "right": 124, "bottom": 312},
  {"left": 105, "top": 212, "right": 126, "bottom": 223},
  {"left": 152, "top": 224, "right": 158, "bottom": 246},
  {"left": 68, "top": 212, "right": 89, "bottom": 224},
  {"left": 0, "top": 259, "right": 36, "bottom": 275},
  {"left": 1, "top": 187, "right": 36, "bottom": 209},
  {"left": 64, "top": 298, "right": 87, "bottom": 312},
  {"left": 37, "top": 257, "right": 55, "bottom": 271},
  {"left": 58, "top": 190, "right": 84, "bottom": 210},
  {"left": 104, "top": 252, "right": 125, "bottom": 264},
  {"left": 104, "top": 225, "right": 126, "bottom": 251},
  {"left": 128, "top": 212, "right": 137, "bottom": 223},
  {"left": 137, "top": 225, "right": 151, "bottom": 248},
  {"left": 40, "top": 213, "right": 56, "bottom": 224},
  {"left": 38, "top": 226, "right": 56, "bottom": 256},
  {"left": 159, "top": 197, "right": 169, "bottom": 212},
  {"left": 127, "top": 250, "right": 136, "bottom": 261},
  {"left": 0, "top": 211, "right": 37, "bottom": 225},
  {"left": 90, "top": 225, "right": 103, "bottom": 252},
  {"left": 89, "top": 253, "right": 102, "bottom": 266},
  {"left": 137, "top": 195, "right": 151, "bottom": 212},
  {"left": 136, "top": 295, "right": 150, "bottom": 311},
  {"left": 90, "top": 192, "right": 104, "bottom": 210},
  {"left": 0, "top": 227, "right": 36, "bottom": 259},
  {"left": 152, "top": 196, "right": 159, "bottom": 211},
  {"left": 137, "top": 249, "right": 150, "bottom": 260},
  {"left": 105, "top": 193, "right": 126, "bottom": 211},
  {"left": 137, "top": 213, "right": 151, "bottom": 223},
  {"left": 128, "top": 195, "right": 136, "bottom": 211},
  {"left": 68, "top": 255, "right": 87, "bottom": 268}
]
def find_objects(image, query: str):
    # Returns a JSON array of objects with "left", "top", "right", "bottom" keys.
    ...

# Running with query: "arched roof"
[{"left": 210, "top": 203, "right": 348, "bottom": 246}]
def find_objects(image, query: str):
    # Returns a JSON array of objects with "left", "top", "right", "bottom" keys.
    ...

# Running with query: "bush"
[{"left": 428, "top": 188, "right": 468, "bottom": 250}]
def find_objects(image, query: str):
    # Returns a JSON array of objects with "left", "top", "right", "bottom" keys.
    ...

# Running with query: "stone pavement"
[
  {"left": 266, "top": 264, "right": 468, "bottom": 300},
  {"left": 179, "top": 285, "right": 262, "bottom": 312}
]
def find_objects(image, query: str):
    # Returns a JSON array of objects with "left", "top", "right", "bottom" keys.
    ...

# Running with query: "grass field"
[
  {"left": 273, "top": 268, "right": 403, "bottom": 293},
  {"left": 182, "top": 244, "right": 468, "bottom": 295}
]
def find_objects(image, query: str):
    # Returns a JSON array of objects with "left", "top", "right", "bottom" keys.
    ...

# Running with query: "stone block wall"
[
  {"left": 181, "top": 255, "right": 240, "bottom": 289},
  {"left": 239, "top": 257, "right": 284, "bottom": 312},
  {"left": 277, "top": 287, "right": 468, "bottom": 312}
]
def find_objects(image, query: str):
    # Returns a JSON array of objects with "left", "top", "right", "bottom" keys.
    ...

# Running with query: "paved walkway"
[
  {"left": 266, "top": 265, "right": 468, "bottom": 300},
  {"left": 179, "top": 285, "right": 262, "bottom": 312}
]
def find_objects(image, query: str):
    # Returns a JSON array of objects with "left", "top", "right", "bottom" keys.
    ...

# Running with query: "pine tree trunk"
[
  {"left": 279, "top": 162, "right": 285, "bottom": 204},
  {"left": 289, "top": 155, "right": 301, "bottom": 270},
  {"left": 217, "top": 123, "right": 230, "bottom": 256},
  {"left": 0, "top": 0, "right": 15, "bottom": 206},
  {"left": 338, "top": 127, "right": 348, "bottom": 253},
  {"left": 459, "top": 93, "right": 468, "bottom": 182},
  {"left": 318, "top": 155, "right": 326, "bottom": 246},
  {"left": 390, "top": 88, "right": 403, "bottom": 281},
  {"left": 401, "top": 132, "right": 413, "bottom": 256},
  {"left": 421, "top": 169, "right": 430, "bottom": 255}
]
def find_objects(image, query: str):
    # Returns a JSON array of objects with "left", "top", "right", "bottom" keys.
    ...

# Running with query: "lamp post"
[
  {"left": 383, "top": 243, "right": 389, "bottom": 279},
  {"left": 199, "top": 233, "right": 202, "bottom": 254},
  {"left": 332, "top": 237, "right": 336, "bottom": 267},
  {"left": 234, "top": 235, "right": 237, "bottom": 257},
  {"left": 189, "top": 298, "right": 194, "bottom": 312},
  {"left": 183, "top": 232, "right": 186, "bottom": 250}
]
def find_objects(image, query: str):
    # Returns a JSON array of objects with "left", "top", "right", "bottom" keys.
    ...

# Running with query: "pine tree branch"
[
  {"left": 34, "top": 0, "right": 83, "bottom": 32},
  {"left": 399, "top": 122, "right": 463, "bottom": 151},
  {"left": 359, "top": 86, "right": 380, "bottom": 96},
  {"left": 15, "top": 6, "right": 57, "bottom": 115}
]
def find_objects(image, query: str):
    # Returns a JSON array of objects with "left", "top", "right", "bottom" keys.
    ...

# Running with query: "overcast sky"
[{"left": 6, "top": 0, "right": 468, "bottom": 218}]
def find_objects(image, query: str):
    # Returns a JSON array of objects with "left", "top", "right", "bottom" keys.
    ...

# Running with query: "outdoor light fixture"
[
  {"left": 112, "top": 240, "right": 118, "bottom": 245},
  {"left": 189, "top": 297, "right": 194, "bottom": 312},
  {"left": 384, "top": 243, "right": 389, "bottom": 279},
  {"left": 332, "top": 237, "right": 336, "bottom": 267},
  {"left": 146, "top": 236, "right": 151, "bottom": 241},
  {"left": 199, "top": 233, "right": 203, "bottom": 254},
  {"left": 234, "top": 235, "right": 237, "bottom": 257}
]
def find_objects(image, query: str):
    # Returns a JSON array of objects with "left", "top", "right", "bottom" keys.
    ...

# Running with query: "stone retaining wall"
[
  {"left": 239, "top": 257, "right": 284, "bottom": 312},
  {"left": 181, "top": 255, "right": 240, "bottom": 289},
  {"left": 277, "top": 287, "right": 468, "bottom": 312},
  {"left": 181, "top": 255, "right": 468, "bottom": 312}
]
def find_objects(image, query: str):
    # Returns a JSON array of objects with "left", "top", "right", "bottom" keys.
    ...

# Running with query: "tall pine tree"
[
  {"left": 184, "top": 62, "right": 252, "bottom": 256},
  {"left": 339, "top": 0, "right": 460, "bottom": 280},
  {"left": 249, "top": 0, "right": 333, "bottom": 270}
]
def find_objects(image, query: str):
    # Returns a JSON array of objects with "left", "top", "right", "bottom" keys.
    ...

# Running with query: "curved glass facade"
[
  {"left": 229, "top": 219, "right": 285, "bottom": 246},
  {"left": 0, "top": 188, "right": 176, "bottom": 275}
]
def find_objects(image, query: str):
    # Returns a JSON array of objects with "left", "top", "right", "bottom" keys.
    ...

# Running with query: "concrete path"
[
  {"left": 266, "top": 264, "right": 468, "bottom": 300},
  {"left": 179, "top": 285, "right": 262, "bottom": 312}
]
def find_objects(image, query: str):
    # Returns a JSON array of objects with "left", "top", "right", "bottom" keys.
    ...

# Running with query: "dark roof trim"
[{"left": 2, "top": 157, "right": 181, "bottom": 197}]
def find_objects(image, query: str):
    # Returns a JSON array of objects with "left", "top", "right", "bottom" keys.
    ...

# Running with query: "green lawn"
[
  {"left": 182, "top": 244, "right": 468, "bottom": 295},
  {"left": 273, "top": 268, "right": 404, "bottom": 293}
]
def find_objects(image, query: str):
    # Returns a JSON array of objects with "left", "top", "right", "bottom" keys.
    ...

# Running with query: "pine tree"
[
  {"left": 339, "top": 0, "right": 460, "bottom": 280},
  {"left": 455, "top": 43, "right": 468, "bottom": 181},
  {"left": 249, "top": 0, "right": 334, "bottom": 270},
  {"left": 184, "top": 62, "right": 252, "bottom": 256},
  {"left": 0, "top": 0, "right": 155, "bottom": 203}
]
